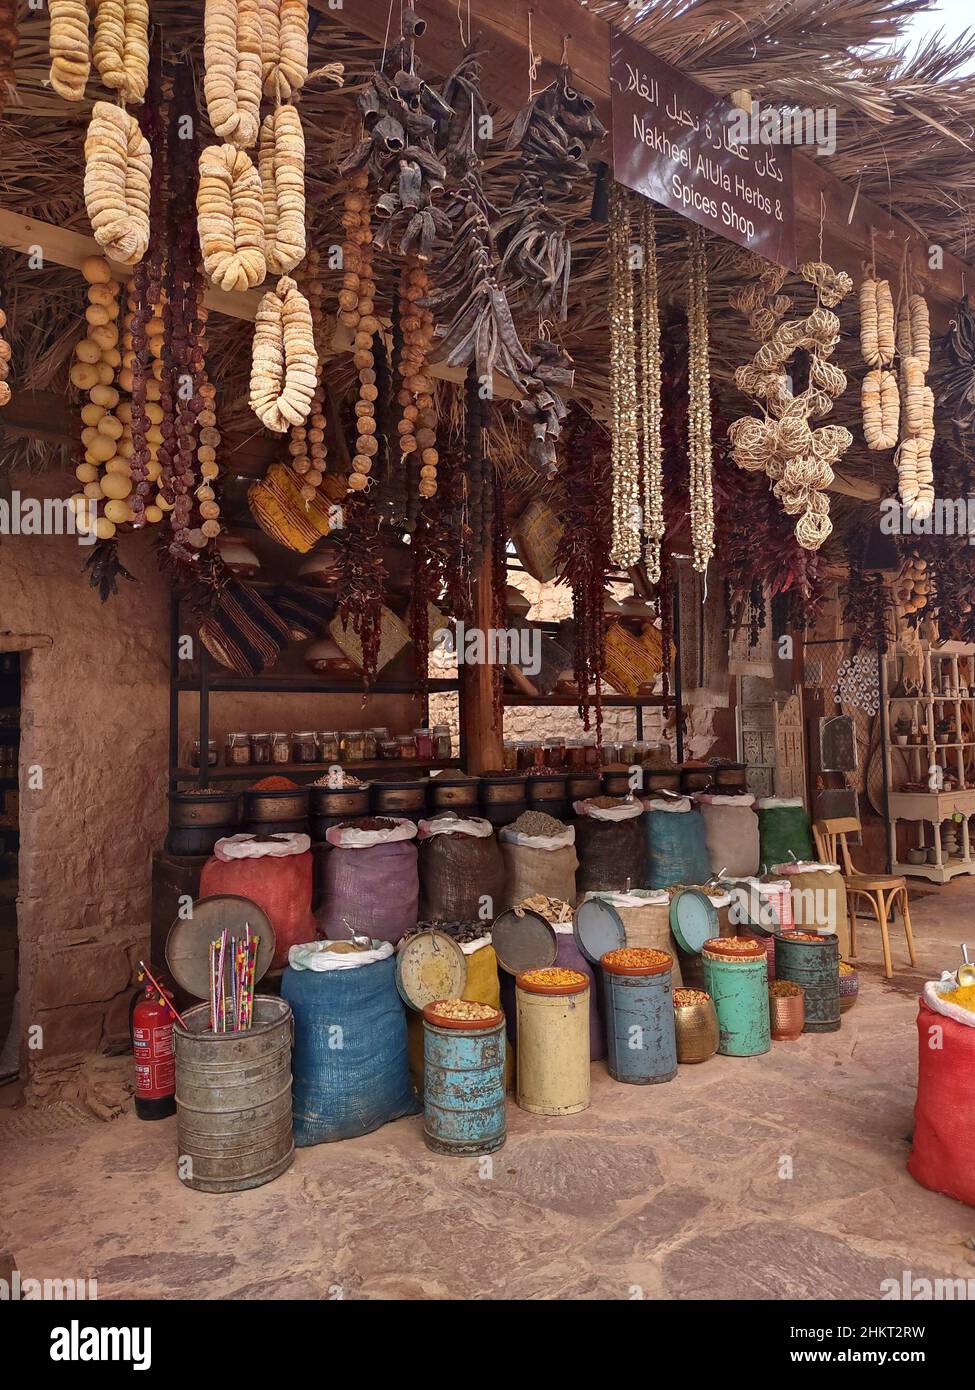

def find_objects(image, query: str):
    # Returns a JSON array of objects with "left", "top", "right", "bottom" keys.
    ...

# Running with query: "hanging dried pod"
[
  {"left": 249, "top": 274, "right": 317, "bottom": 432},
  {"left": 197, "top": 143, "right": 266, "bottom": 291},
  {"left": 84, "top": 102, "right": 151, "bottom": 264},
  {"left": 203, "top": 0, "right": 262, "bottom": 149},
  {"left": 92, "top": 0, "right": 149, "bottom": 104},
  {"left": 259, "top": 104, "right": 305, "bottom": 275}
]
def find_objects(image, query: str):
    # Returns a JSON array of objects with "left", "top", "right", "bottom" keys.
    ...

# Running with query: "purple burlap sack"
[{"left": 317, "top": 840, "right": 419, "bottom": 944}]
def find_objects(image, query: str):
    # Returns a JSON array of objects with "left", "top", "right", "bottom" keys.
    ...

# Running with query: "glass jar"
[
  {"left": 380, "top": 735, "right": 400, "bottom": 759},
  {"left": 565, "top": 739, "right": 585, "bottom": 770},
  {"left": 225, "top": 732, "right": 251, "bottom": 766},
  {"left": 414, "top": 727, "right": 434, "bottom": 760},
  {"left": 543, "top": 737, "right": 565, "bottom": 769},
  {"left": 602, "top": 741, "right": 622, "bottom": 767},
  {"left": 531, "top": 742, "right": 547, "bottom": 769},
  {"left": 191, "top": 738, "right": 217, "bottom": 769},
  {"left": 270, "top": 732, "right": 291, "bottom": 764},
  {"left": 366, "top": 728, "right": 388, "bottom": 760},
  {"left": 340, "top": 730, "right": 365, "bottom": 763},
  {"left": 502, "top": 740, "right": 518, "bottom": 772},
  {"left": 633, "top": 740, "right": 649, "bottom": 766},
  {"left": 620, "top": 740, "right": 637, "bottom": 765},
  {"left": 516, "top": 742, "right": 533, "bottom": 771},
  {"left": 250, "top": 732, "right": 272, "bottom": 765},
  {"left": 397, "top": 733, "right": 418, "bottom": 759},
  {"left": 433, "top": 724, "right": 453, "bottom": 760},
  {"left": 317, "top": 730, "right": 340, "bottom": 763},
  {"left": 292, "top": 731, "right": 317, "bottom": 763},
  {"left": 583, "top": 738, "right": 599, "bottom": 768}
]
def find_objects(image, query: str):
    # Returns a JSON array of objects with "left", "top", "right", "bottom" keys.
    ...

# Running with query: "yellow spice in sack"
[{"left": 942, "top": 984, "right": 975, "bottom": 1013}]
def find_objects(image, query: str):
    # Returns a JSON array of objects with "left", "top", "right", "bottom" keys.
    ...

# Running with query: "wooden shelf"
[
  {"left": 503, "top": 693, "right": 674, "bottom": 708},
  {"left": 173, "top": 758, "right": 462, "bottom": 782},
  {"left": 176, "top": 675, "right": 459, "bottom": 695},
  {"left": 893, "top": 859, "right": 975, "bottom": 884}
]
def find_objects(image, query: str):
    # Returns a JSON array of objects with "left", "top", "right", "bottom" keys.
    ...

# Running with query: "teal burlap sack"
[
  {"left": 643, "top": 802, "right": 711, "bottom": 889},
  {"left": 757, "top": 799, "right": 814, "bottom": 870},
  {"left": 282, "top": 954, "right": 420, "bottom": 1145}
]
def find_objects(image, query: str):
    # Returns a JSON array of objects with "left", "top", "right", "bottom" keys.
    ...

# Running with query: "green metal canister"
[
  {"left": 774, "top": 932, "right": 840, "bottom": 1033},
  {"left": 701, "top": 937, "right": 770, "bottom": 1057}
]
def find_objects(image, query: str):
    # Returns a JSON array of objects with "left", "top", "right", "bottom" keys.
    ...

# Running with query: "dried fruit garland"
[
  {"left": 337, "top": 171, "right": 379, "bottom": 495},
  {"left": 48, "top": 0, "right": 90, "bottom": 101},
  {"left": 197, "top": 143, "right": 267, "bottom": 292},
  {"left": 92, "top": 0, "right": 149, "bottom": 103},
  {"left": 686, "top": 223, "right": 714, "bottom": 574},
  {"left": 249, "top": 274, "right": 316, "bottom": 432},
  {"left": 287, "top": 248, "right": 329, "bottom": 503},
  {"left": 555, "top": 402, "right": 612, "bottom": 739},
  {"left": 608, "top": 182, "right": 640, "bottom": 569},
  {"left": 204, "top": 0, "right": 263, "bottom": 149},
  {"left": 843, "top": 538, "right": 889, "bottom": 655},
  {"left": 332, "top": 500, "right": 387, "bottom": 688},
  {"left": 0, "top": 251, "right": 11, "bottom": 411},
  {"left": 259, "top": 102, "right": 306, "bottom": 275},
  {"left": 259, "top": 0, "right": 308, "bottom": 102},
  {"left": 84, "top": 101, "right": 151, "bottom": 265},
  {"left": 396, "top": 258, "right": 439, "bottom": 506}
]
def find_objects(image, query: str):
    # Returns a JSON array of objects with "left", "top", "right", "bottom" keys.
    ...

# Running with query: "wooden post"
[{"left": 461, "top": 552, "right": 504, "bottom": 772}]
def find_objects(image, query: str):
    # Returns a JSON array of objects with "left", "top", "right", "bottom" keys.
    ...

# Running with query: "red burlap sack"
[
  {"left": 200, "top": 852, "right": 315, "bottom": 969},
  {"left": 908, "top": 999, "right": 975, "bottom": 1207}
]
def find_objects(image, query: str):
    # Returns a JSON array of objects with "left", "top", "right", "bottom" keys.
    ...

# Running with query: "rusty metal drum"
[
  {"left": 174, "top": 996, "right": 294, "bottom": 1192},
  {"left": 422, "top": 1004, "right": 506, "bottom": 1156},
  {"left": 601, "top": 949, "right": 678, "bottom": 1084}
]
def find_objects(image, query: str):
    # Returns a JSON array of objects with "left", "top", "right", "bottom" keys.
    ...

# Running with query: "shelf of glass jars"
[
  {"left": 175, "top": 674, "right": 459, "bottom": 694},
  {"left": 174, "top": 758, "right": 462, "bottom": 783},
  {"left": 502, "top": 692, "right": 674, "bottom": 707}
]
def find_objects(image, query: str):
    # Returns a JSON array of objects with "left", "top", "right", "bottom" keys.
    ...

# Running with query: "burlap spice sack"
[
  {"left": 583, "top": 889, "right": 683, "bottom": 986},
  {"left": 573, "top": 798, "right": 646, "bottom": 897},
  {"left": 417, "top": 815, "right": 506, "bottom": 923},
  {"left": 499, "top": 818, "right": 578, "bottom": 907},
  {"left": 772, "top": 862, "right": 850, "bottom": 958},
  {"left": 696, "top": 793, "right": 760, "bottom": 877},
  {"left": 317, "top": 818, "right": 419, "bottom": 944}
]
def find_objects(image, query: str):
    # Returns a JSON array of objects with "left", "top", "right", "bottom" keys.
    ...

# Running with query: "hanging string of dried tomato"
[{"left": 333, "top": 498, "right": 387, "bottom": 688}]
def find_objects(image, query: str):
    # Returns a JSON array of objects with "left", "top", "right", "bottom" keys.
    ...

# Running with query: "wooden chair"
[{"left": 812, "top": 816, "right": 917, "bottom": 978}]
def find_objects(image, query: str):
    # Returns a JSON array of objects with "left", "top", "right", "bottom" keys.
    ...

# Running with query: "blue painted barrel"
[
  {"left": 774, "top": 933, "right": 840, "bottom": 1033},
  {"left": 422, "top": 1006, "right": 506, "bottom": 1156},
  {"left": 701, "top": 938, "right": 771, "bottom": 1056},
  {"left": 601, "top": 950, "right": 677, "bottom": 1085}
]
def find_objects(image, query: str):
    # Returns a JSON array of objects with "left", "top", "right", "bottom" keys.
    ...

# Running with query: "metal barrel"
[
  {"left": 422, "top": 1017, "right": 507, "bottom": 1156},
  {"left": 516, "top": 981, "right": 590, "bottom": 1116},
  {"left": 602, "top": 966, "right": 677, "bottom": 1084},
  {"left": 701, "top": 950, "right": 771, "bottom": 1056},
  {"left": 773, "top": 934, "right": 840, "bottom": 1032},
  {"left": 174, "top": 997, "right": 294, "bottom": 1193}
]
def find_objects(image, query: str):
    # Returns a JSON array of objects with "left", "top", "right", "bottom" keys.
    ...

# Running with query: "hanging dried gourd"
[
  {"left": 259, "top": 104, "right": 306, "bottom": 275},
  {"left": 92, "top": 0, "right": 149, "bottom": 104},
  {"left": 249, "top": 274, "right": 317, "bottom": 433},
  {"left": 260, "top": 0, "right": 308, "bottom": 102},
  {"left": 203, "top": 0, "right": 262, "bottom": 150},
  {"left": 197, "top": 143, "right": 267, "bottom": 291},
  {"left": 84, "top": 102, "right": 151, "bottom": 264},
  {"left": 859, "top": 277, "right": 895, "bottom": 367},
  {"left": 68, "top": 255, "right": 129, "bottom": 539},
  {"left": 686, "top": 223, "right": 714, "bottom": 574},
  {"left": 637, "top": 199, "right": 664, "bottom": 584},
  {"left": 287, "top": 249, "right": 330, "bottom": 503},
  {"left": 608, "top": 181, "right": 640, "bottom": 570},
  {"left": 48, "top": 0, "right": 90, "bottom": 101},
  {"left": 337, "top": 173, "right": 380, "bottom": 493}
]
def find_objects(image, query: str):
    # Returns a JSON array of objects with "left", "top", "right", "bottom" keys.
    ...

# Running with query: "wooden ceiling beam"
[{"left": 314, "top": 0, "right": 975, "bottom": 306}]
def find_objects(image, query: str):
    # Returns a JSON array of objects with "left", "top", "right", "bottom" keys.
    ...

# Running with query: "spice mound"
[
  {"left": 336, "top": 816, "right": 399, "bottom": 832},
  {"left": 519, "top": 967, "right": 587, "bottom": 989},
  {"left": 942, "top": 984, "right": 975, "bottom": 1012},
  {"left": 788, "top": 932, "right": 829, "bottom": 943},
  {"left": 250, "top": 775, "right": 299, "bottom": 791},
  {"left": 527, "top": 765, "right": 566, "bottom": 777},
  {"left": 403, "top": 920, "right": 489, "bottom": 945},
  {"left": 673, "top": 988, "right": 711, "bottom": 1008},
  {"left": 838, "top": 961, "right": 857, "bottom": 976},
  {"left": 427, "top": 999, "right": 499, "bottom": 1022},
  {"left": 769, "top": 980, "right": 803, "bottom": 997},
  {"left": 311, "top": 772, "right": 365, "bottom": 787},
  {"left": 513, "top": 894, "right": 573, "bottom": 922},
  {"left": 508, "top": 809, "right": 567, "bottom": 837},
  {"left": 702, "top": 936, "right": 764, "bottom": 956},
  {"left": 587, "top": 795, "right": 630, "bottom": 809},
  {"left": 602, "top": 946, "right": 672, "bottom": 972}
]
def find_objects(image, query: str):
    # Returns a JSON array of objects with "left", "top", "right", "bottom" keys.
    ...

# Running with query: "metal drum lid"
[
  {"left": 669, "top": 890, "right": 719, "bottom": 954},
  {"left": 166, "top": 895, "right": 276, "bottom": 1001},
  {"left": 395, "top": 929, "right": 467, "bottom": 1012},
  {"left": 721, "top": 879, "right": 781, "bottom": 935},
  {"left": 573, "top": 898, "right": 626, "bottom": 964},
  {"left": 490, "top": 909, "right": 557, "bottom": 976}
]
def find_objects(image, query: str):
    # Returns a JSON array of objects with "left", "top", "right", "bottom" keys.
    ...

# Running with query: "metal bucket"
[
  {"left": 774, "top": 934, "right": 840, "bottom": 1033},
  {"left": 602, "top": 960, "right": 677, "bottom": 1085},
  {"left": 516, "top": 975, "right": 590, "bottom": 1116},
  {"left": 701, "top": 946, "right": 771, "bottom": 1057},
  {"left": 423, "top": 1011, "right": 506, "bottom": 1156},
  {"left": 174, "top": 996, "right": 294, "bottom": 1192}
]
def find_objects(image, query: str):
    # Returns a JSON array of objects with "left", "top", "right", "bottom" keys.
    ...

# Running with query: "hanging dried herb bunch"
[
  {"left": 843, "top": 537, "right": 889, "bottom": 654},
  {"left": 555, "top": 401, "right": 612, "bottom": 738},
  {"left": 332, "top": 499, "right": 387, "bottom": 688}
]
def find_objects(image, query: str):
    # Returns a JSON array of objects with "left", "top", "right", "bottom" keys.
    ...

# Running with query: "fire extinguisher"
[{"left": 130, "top": 982, "right": 177, "bottom": 1120}]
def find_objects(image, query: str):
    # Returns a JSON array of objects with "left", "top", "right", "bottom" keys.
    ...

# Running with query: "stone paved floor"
[{"left": 2, "top": 880, "right": 975, "bottom": 1301}]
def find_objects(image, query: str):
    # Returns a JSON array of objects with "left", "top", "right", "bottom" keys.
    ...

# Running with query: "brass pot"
[
  {"left": 674, "top": 997, "right": 719, "bottom": 1064},
  {"left": 770, "top": 984, "right": 805, "bottom": 1040}
]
